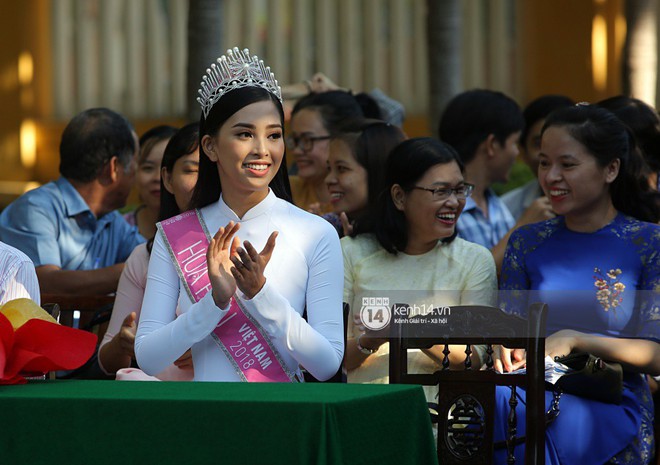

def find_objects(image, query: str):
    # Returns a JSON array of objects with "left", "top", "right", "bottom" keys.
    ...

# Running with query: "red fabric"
[{"left": 0, "top": 313, "right": 97, "bottom": 384}]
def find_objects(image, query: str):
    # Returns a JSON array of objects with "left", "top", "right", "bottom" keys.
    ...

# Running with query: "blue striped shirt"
[{"left": 457, "top": 189, "right": 515, "bottom": 249}]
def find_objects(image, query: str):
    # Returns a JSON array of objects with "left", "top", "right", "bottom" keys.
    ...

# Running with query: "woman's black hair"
[
  {"left": 597, "top": 95, "right": 660, "bottom": 173},
  {"left": 138, "top": 125, "right": 178, "bottom": 166},
  {"left": 360, "top": 137, "right": 465, "bottom": 254},
  {"left": 332, "top": 118, "right": 406, "bottom": 231},
  {"left": 146, "top": 122, "right": 200, "bottom": 254},
  {"left": 159, "top": 122, "right": 200, "bottom": 221},
  {"left": 291, "top": 90, "right": 364, "bottom": 136},
  {"left": 190, "top": 86, "right": 292, "bottom": 210},
  {"left": 521, "top": 95, "right": 574, "bottom": 149},
  {"left": 543, "top": 104, "right": 660, "bottom": 223},
  {"left": 354, "top": 93, "right": 383, "bottom": 120}
]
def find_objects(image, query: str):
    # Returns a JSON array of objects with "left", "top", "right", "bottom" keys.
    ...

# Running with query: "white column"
[
  {"left": 52, "top": 0, "right": 75, "bottom": 117},
  {"left": 267, "top": 0, "right": 289, "bottom": 85},
  {"left": 146, "top": 0, "right": 168, "bottom": 116},
  {"left": 389, "top": 0, "right": 411, "bottom": 105},
  {"left": 316, "top": 0, "right": 338, "bottom": 80},
  {"left": 225, "top": 0, "right": 242, "bottom": 49},
  {"left": 100, "top": 0, "right": 124, "bottom": 108},
  {"left": 125, "top": 0, "right": 146, "bottom": 118},
  {"left": 364, "top": 0, "right": 385, "bottom": 91},
  {"left": 292, "top": 0, "right": 312, "bottom": 82},
  {"left": 244, "top": 0, "right": 264, "bottom": 57},
  {"left": 488, "top": 0, "right": 510, "bottom": 93},
  {"left": 170, "top": 0, "right": 188, "bottom": 116},
  {"left": 338, "top": 0, "right": 360, "bottom": 90},
  {"left": 462, "top": 0, "right": 485, "bottom": 90},
  {"left": 75, "top": 0, "right": 100, "bottom": 110},
  {"left": 412, "top": 0, "right": 428, "bottom": 115}
]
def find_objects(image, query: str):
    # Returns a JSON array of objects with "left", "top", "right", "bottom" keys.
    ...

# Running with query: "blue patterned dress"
[{"left": 495, "top": 213, "right": 659, "bottom": 464}]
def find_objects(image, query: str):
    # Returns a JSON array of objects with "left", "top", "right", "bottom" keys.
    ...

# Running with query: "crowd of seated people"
[{"left": 0, "top": 46, "right": 658, "bottom": 464}]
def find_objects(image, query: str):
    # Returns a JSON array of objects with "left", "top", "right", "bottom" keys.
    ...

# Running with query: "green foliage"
[{"left": 492, "top": 161, "right": 535, "bottom": 196}]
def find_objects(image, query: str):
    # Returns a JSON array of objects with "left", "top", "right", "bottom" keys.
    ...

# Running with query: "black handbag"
[
  {"left": 494, "top": 352, "right": 624, "bottom": 450},
  {"left": 553, "top": 352, "right": 623, "bottom": 404}
]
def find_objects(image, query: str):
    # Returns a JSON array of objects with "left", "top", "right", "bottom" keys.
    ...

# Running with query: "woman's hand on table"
[{"left": 207, "top": 221, "right": 241, "bottom": 308}]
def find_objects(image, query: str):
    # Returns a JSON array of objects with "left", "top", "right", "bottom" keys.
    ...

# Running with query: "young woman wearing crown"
[{"left": 135, "top": 48, "right": 344, "bottom": 382}]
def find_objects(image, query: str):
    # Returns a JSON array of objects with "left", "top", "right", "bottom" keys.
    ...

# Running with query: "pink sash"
[{"left": 158, "top": 210, "right": 295, "bottom": 383}]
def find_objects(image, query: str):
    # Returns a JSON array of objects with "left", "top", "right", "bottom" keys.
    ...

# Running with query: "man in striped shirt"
[{"left": 0, "top": 240, "right": 40, "bottom": 306}]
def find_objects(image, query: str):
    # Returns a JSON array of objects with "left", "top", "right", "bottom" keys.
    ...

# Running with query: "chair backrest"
[
  {"left": 388, "top": 303, "right": 548, "bottom": 465},
  {"left": 40, "top": 293, "right": 115, "bottom": 335},
  {"left": 40, "top": 293, "right": 116, "bottom": 380}
]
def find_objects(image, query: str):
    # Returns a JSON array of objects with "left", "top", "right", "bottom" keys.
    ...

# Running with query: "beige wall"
[
  {"left": 0, "top": 0, "right": 635, "bottom": 196},
  {"left": 518, "top": 0, "right": 624, "bottom": 105}
]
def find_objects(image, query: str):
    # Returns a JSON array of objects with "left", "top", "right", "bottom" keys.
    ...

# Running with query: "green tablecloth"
[{"left": 0, "top": 380, "right": 437, "bottom": 465}]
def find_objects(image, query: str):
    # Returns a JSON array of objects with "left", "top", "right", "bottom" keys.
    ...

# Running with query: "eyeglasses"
[
  {"left": 412, "top": 183, "right": 475, "bottom": 201},
  {"left": 285, "top": 135, "right": 331, "bottom": 152}
]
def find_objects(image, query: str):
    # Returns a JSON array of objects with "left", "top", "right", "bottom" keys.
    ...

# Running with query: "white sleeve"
[
  {"left": 134, "top": 232, "right": 229, "bottom": 376},
  {"left": 1, "top": 260, "right": 41, "bottom": 305},
  {"left": 460, "top": 245, "right": 498, "bottom": 306},
  {"left": 239, "top": 226, "right": 344, "bottom": 381}
]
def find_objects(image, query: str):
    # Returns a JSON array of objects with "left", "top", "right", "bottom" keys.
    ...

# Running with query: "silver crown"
[{"left": 197, "top": 47, "right": 282, "bottom": 119}]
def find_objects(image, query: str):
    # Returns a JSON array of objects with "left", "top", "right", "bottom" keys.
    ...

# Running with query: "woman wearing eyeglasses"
[
  {"left": 343, "top": 137, "right": 497, "bottom": 401},
  {"left": 288, "top": 91, "right": 363, "bottom": 214}
]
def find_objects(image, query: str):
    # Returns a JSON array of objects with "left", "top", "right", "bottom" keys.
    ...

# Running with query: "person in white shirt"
[
  {"left": 135, "top": 48, "right": 344, "bottom": 382},
  {"left": 0, "top": 240, "right": 40, "bottom": 306}
]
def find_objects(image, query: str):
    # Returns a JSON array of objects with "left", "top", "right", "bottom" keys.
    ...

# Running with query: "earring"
[{"left": 205, "top": 144, "right": 217, "bottom": 162}]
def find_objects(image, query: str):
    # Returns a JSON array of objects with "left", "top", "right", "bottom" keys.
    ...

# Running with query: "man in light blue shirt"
[
  {"left": 439, "top": 90, "right": 553, "bottom": 273},
  {"left": 0, "top": 108, "right": 145, "bottom": 296}
]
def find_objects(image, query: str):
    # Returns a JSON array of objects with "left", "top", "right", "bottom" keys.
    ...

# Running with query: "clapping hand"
[
  {"left": 339, "top": 212, "right": 353, "bottom": 236},
  {"left": 207, "top": 221, "right": 241, "bottom": 308},
  {"left": 230, "top": 231, "right": 278, "bottom": 299},
  {"left": 117, "top": 311, "right": 137, "bottom": 359}
]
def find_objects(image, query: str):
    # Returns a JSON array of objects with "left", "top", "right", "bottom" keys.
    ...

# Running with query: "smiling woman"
[
  {"left": 342, "top": 137, "right": 497, "bottom": 403},
  {"left": 288, "top": 91, "right": 363, "bottom": 213},
  {"left": 324, "top": 118, "right": 406, "bottom": 236},
  {"left": 135, "top": 48, "right": 344, "bottom": 384},
  {"left": 496, "top": 104, "right": 660, "bottom": 464}
]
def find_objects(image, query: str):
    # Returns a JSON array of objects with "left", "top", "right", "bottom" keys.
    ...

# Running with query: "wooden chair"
[
  {"left": 40, "top": 293, "right": 116, "bottom": 379},
  {"left": 388, "top": 303, "right": 548, "bottom": 465},
  {"left": 41, "top": 293, "right": 115, "bottom": 335}
]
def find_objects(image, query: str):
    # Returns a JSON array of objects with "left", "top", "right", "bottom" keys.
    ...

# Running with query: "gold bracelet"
[{"left": 357, "top": 334, "right": 378, "bottom": 355}]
